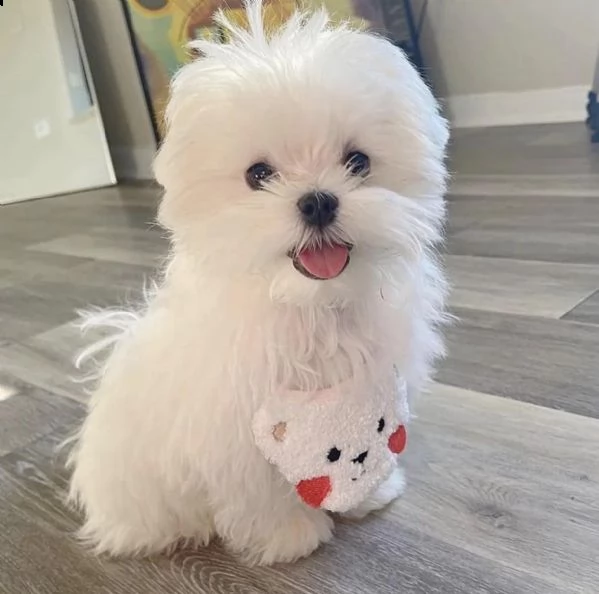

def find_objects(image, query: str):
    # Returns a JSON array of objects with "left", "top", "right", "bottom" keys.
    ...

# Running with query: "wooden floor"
[{"left": 1, "top": 123, "right": 598, "bottom": 593}]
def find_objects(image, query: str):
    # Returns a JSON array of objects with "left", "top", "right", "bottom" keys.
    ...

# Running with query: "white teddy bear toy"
[{"left": 253, "top": 367, "right": 409, "bottom": 512}]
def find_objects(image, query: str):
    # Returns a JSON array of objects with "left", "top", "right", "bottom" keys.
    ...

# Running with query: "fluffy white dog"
[{"left": 68, "top": 1, "right": 448, "bottom": 565}]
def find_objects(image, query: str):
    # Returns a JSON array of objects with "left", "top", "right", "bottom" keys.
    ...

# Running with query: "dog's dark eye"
[
  {"left": 377, "top": 417, "right": 385, "bottom": 433},
  {"left": 344, "top": 151, "right": 370, "bottom": 177},
  {"left": 327, "top": 447, "right": 342, "bottom": 462},
  {"left": 245, "top": 162, "right": 276, "bottom": 190}
]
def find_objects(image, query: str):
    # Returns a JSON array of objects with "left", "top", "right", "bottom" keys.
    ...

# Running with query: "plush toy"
[{"left": 253, "top": 368, "right": 409, "bottom": 512}]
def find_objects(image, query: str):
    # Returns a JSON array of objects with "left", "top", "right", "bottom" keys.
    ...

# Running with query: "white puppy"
[{"left": 68, "top": 1, "right": 449, "bottom": 566}]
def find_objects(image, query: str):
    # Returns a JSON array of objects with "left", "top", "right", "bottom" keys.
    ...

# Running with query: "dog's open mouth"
[{"left": 289, "top": 243, "right": 353, "bottom": 280}]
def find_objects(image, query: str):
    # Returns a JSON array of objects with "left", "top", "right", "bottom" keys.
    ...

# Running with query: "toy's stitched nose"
[
  {"left": 352, "top": 450, "right": 369, "bottom": 465},
  {"left": 297, "top": 191, "right": 339, "bottom": 228}
]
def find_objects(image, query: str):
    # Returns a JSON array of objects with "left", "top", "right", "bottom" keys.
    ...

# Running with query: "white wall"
[
  {"left": 417, "top": 0, "right": 599, "bottom": 127},
  {"left": 75, "top": 0, "right": 157, "bottom": 179},
  {"left": 0, "top": 0, "right": 115, "bottom": 204}
]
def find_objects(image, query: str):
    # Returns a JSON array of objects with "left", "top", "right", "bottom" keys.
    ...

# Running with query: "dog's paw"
[
  {"left": 241, "top": 507, "right": 334, "bottom": 566},
  {"left": 342, "top": 466, "right": 405, "bottom": 520}
]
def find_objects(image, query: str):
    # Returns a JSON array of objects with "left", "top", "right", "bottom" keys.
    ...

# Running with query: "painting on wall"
[{"left": 122, "top": 0, "right": 416, "bottom": 137}]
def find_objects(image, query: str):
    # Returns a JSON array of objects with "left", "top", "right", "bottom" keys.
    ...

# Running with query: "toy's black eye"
[
  {"left": 327, "top": 447, "right": 341, "bottom": 462},
  {"left": 245, "top": 162, "right": 276, "bottom": 190},
  {"left": 377, "top": 417, "right": 385, "bottom": 433},
  {"left": 344, "top": 151, "right": 370, "bottom": 177}
]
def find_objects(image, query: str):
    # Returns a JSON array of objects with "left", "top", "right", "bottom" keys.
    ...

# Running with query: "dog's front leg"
[{"left": 207, "top": 448, "right": 333, "bottom": 565}]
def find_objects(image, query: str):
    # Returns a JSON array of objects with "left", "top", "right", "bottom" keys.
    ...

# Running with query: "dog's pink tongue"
[{"left": 298, "top": 244, "right": 349, "bottom": 279}]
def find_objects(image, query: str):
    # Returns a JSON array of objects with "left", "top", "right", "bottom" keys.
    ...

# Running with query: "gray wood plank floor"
[
  {"left": 1, "top": 122, "right": 598, "bottom": 593},
  {"left": 563, "top": 290, "right": 599, "bottom": 325}
]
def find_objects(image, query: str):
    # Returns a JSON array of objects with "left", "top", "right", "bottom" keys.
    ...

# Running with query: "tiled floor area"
[{"left": 1, "top": 123, "right": 598, "bottom": 593}]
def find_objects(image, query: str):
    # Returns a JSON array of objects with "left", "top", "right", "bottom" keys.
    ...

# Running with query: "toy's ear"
[{"left": 272, "top": 421, "right": 287, "bottom": 442}]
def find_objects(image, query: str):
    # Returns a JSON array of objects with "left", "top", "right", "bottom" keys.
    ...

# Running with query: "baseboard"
[
  {"left": 110, "top": 146, "right": 155, "bottom": 181},
  {"left": 445, "top": 86, "right": 588, "bottom": 129}
]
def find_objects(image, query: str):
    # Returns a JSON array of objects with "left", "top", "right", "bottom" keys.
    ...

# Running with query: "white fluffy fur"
[{"left": 68, "top": 1, "right": 448, "bottom": 565}]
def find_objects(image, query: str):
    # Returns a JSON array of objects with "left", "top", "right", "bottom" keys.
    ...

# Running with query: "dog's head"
[{"left": 155, "top": 2, "right": 448, "bottom": 305}]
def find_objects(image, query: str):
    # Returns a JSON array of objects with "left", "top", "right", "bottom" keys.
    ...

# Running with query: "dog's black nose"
[
  {"left": 297, "top": 192, "right": 339, "bottom": 228},
  {"left": 352, "top": 450, "right": 369, "bottom": 465}
]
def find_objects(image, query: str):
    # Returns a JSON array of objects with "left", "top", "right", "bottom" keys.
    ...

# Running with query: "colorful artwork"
[{"left": 123, "top": 0, "right": 385, "bottom": 137}]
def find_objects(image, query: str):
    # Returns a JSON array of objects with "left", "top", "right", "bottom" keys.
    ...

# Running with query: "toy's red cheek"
[
  {"left": 296, "top": 476, "right": 332, "bottom": 508},
  {"left": 388, "top": 425, "right": 407, "bottom": 454}
]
